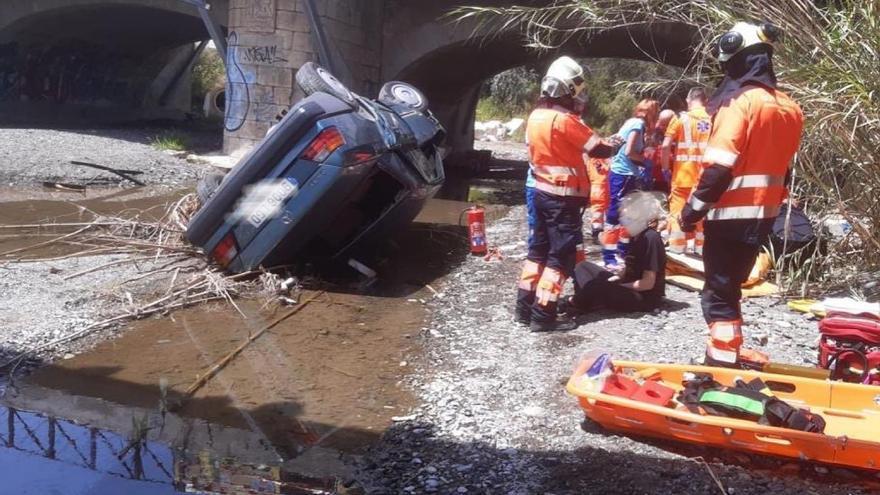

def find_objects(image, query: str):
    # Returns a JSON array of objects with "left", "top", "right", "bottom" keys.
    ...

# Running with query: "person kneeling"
[{"left": 566, "top": 192, "right": 666, "bottom": 314}]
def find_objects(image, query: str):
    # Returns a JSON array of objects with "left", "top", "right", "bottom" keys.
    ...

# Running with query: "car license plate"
[{"left": 232, "top": 178, "right": 299, "bottom": 228}]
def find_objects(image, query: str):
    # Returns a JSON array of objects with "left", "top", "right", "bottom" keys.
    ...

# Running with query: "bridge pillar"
[{"left": 223, "top": 0, "right": 383, "bottom": 155}]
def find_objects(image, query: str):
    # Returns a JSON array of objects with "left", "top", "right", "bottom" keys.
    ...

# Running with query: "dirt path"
[{"left": 357, "top": 205, "right": 874, "bottom": 495}]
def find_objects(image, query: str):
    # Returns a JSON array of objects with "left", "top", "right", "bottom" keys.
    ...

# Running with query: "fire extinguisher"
[{"left": 466, "top": 205, "right": 487, "bottom": 255}]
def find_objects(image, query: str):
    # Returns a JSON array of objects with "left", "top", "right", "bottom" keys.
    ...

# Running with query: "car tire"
[
  {"left": 295, "top": 62, "right": 357, "bottom": 107},
  {"left": 196, "top": 173, "right": 224, "bottom": 204},
  {"left": 378, "top": 81, "right": 428, "bottom": 111}
]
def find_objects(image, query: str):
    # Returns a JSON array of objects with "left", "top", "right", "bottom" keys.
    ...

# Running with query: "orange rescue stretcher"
[{"left": 566, "top": 359, "right": 880, "bottom": 471}]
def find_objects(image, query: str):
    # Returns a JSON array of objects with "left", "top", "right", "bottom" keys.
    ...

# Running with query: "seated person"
[{"left": 565, "top": 192, "right": 666, "bottom": 313}]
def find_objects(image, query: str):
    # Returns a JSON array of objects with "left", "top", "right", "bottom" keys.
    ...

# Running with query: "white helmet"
[
  {"left": 717, "top": 22, "right": 781, "bottom": 62},
  {"left": 541, "top": 56, "right": 587, "bottom": 98}
]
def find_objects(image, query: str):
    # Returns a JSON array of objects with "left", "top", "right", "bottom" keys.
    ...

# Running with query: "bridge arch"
[
  {"left": 0, "top": 0, "right": 228, "bottom": 123},
  {"left": 385, "top": 16, "right": 698, "bottom": 151}
]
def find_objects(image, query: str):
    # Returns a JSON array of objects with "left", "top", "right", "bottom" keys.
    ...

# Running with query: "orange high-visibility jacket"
[
  {"left": 527, "top": 107, "right": 598, "bottom": 198},
  {"left": 665, "top": 107, "right": 712, "bottom": 188},
  {"left": 701, "top": 87, "right": 803, "bottom": 221},
  {"left": 586, "top": 157, "right": 609, "bottom": 207}
]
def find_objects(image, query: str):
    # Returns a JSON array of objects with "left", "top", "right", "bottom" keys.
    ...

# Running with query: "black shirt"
[{"left": 621, "top": 228, "right": 666, "bottom": 305}]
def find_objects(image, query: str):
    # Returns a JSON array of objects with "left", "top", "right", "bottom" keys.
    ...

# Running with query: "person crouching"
[{"left": 564, "top": 191, "right": 666, "bottom": 314}]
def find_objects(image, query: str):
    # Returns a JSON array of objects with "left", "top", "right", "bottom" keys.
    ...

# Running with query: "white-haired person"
[{"left": 563, "top": 191, "right": 666, "bottom": 313}]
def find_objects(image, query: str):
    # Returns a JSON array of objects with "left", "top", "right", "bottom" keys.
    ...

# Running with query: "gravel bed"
[
  {"left": 357, "top": 205, "right": 874, "bottom": 494},
  {"left": 0, "top": 255, "right": 191, "bottom": 379},
  {"left": 0, "top": 127, "right": 217, "bottom": 188}
]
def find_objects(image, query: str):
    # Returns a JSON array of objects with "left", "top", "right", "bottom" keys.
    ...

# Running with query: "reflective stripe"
[
  {"left": 675, "top": 154, "right": 704, "bottom": 162},
  {"left": 710, "top": 321, "right": 741, "bottom": 343},
  {"left": 534, "top": 181, "right": 589, "bottom": 197},
  {"left": 681, "top": 113, "right": 692, "bottom": 149},
  {"left": 669, "top": 231, "right": 686, "bottom": 240},
  {"left": 518, "top": 260, "right": 543, "bottom": 291},
  {"left": 535, "top": 267, "right": 565, "bottom": 306},
  {"left": 707, "top": 205, "right": 780, "bottom": 221},
  {"left": 703, "top": 147, "right": 738, "bottom": 167},
  {"left": 706, "top": 346, "right": 738, "bottom": 364},
  {"left": 679, "top": 142, "right": 708, "bottom": 151},
  {"left": 538, "top": 165, "right": 577, "bottom": 175},
  {"left": 689, "top": 196, "right": 713, "bottom": 212},
  {"left": 727, "top": 174, "right": 786, "bottom": 190}
]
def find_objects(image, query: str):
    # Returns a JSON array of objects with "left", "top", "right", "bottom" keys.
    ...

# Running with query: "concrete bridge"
[
  {"left": 0, "top": 0, "right": 229, "bottom": 123},
  {"left": 0, "top": 0, "right": 696, "bottom": 154}
]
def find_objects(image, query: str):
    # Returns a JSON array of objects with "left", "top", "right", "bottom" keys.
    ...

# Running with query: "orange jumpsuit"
[
  {"left": 586, "top": 157, "right": 609, "bottom": 239},
  {"left": 665, "top": 106, "right": 711, "bottom": 255}
]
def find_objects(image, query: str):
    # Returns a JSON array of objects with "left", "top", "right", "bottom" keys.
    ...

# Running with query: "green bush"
[
  {"left": 192, "top": 47, "right": 225, "bottom": 107},
  {"left": 476, "top": 59, "right": 677, "bottom": 136}
]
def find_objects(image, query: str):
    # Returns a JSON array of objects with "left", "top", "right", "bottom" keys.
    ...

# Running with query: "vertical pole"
[
  {"left": 47, "top": 417, "right": 56, "bottom": 459},
  {"left": 302, "top": 0, "right": 335, "bottom": 74},
  {"left": 178, "top": 0, "right": 227, "bottom": 61},
  {"left": 133, "top": 441, "right": 144, "bottom": 480},
  {"left": 89, "top": 428, "right": 97, "bottom": 470},
  {"left": 6, "top": 407, "right": 13, "bottom": 448},
  {"left": 198, "top": 3, "right": 227, "bottom": 61}
]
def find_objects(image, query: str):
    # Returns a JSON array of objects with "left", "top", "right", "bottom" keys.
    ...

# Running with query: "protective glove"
[{"left": 678, "top": 213, "right": 697, "bottom": 233}]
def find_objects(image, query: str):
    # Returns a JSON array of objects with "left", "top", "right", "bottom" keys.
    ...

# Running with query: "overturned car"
[{"left": 186, "top": 63, "right": 446, "bottom": 273}]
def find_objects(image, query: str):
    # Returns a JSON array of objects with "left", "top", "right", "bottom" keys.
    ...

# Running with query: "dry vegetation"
[
  {"left": 0, "top": 195, "right": 300, "bottom": 369},
  {"left": 453, "top": 0, "right": 880, "bottom": 295}
]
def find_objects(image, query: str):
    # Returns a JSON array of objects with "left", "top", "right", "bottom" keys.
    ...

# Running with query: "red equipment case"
[{"left": 818, "top": 312, "right": 880, "bottom": 384}]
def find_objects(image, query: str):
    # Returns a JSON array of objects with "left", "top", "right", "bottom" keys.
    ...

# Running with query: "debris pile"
[{"left": 0, "top": 194, "right": 290, "bottom": 370}]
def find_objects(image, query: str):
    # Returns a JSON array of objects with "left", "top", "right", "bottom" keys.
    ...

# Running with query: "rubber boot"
[
  {"left": 515, "top": 289, "right": 534, "bottom": 325},
  {"left": 530, "top": 317, "right": 579, "bottom": 333}
]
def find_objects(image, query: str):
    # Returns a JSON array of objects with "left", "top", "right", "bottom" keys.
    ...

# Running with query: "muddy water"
[
  {"left": 28, "top": 293, "right": 424, "bottom": 454},
  {"left": 2, "top": 188, "right": 496, "bottom": 490},
  {"left": 0, "top": 186, "right": 188, "bottom": 259},
  {"left": 0, "top": 395, "right": 345, "bottom": 494}
]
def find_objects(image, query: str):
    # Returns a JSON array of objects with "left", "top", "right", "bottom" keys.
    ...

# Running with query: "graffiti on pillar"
[
  {"left": 225, "top": 32, "right": 255, "bottom": 132},
  {"left": 244, "top": 0, "right": 276, "bottom": 31},
  {"left": 0, "top": 41, "right": 134, "bottom": 104},
  {"left": 241, "top": 46, "right": 288, "bottom": 66}
]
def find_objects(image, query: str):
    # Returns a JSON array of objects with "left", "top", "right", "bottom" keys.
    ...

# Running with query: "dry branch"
[{"left": 181, "top": 291, "right": 326, "bottom": 399}]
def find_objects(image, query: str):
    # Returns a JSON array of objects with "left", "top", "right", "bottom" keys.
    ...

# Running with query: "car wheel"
[
  {"left": 196, "top": 173, "right": 224, "bottom": 204},
  {"left": 378, "top": 81, "right": 428, "bottom": 111},
  {"left": 295, "top": 62, "right": 357, "bottom": 107}
]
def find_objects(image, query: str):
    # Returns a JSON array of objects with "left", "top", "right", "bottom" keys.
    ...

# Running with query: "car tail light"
[
  {"left": 344, "top": 149, "right": 380, "bottom": 166},
  {"left": 212, "top": 232, "right": 238, "bottom": 268},
  {"left": 301, "top": 127, "right": 345, "bottom": 162}
]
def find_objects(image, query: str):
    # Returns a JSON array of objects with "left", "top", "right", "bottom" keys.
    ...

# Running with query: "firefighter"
[
  {"left": 515, "top": 56, "right": 621, "bottom": 332},
  {"left": 679, "top": 22, "right": 803, "bottom": 368},
  {"left": 662, "top": 87, "right": 712, "bottom": 255}
]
